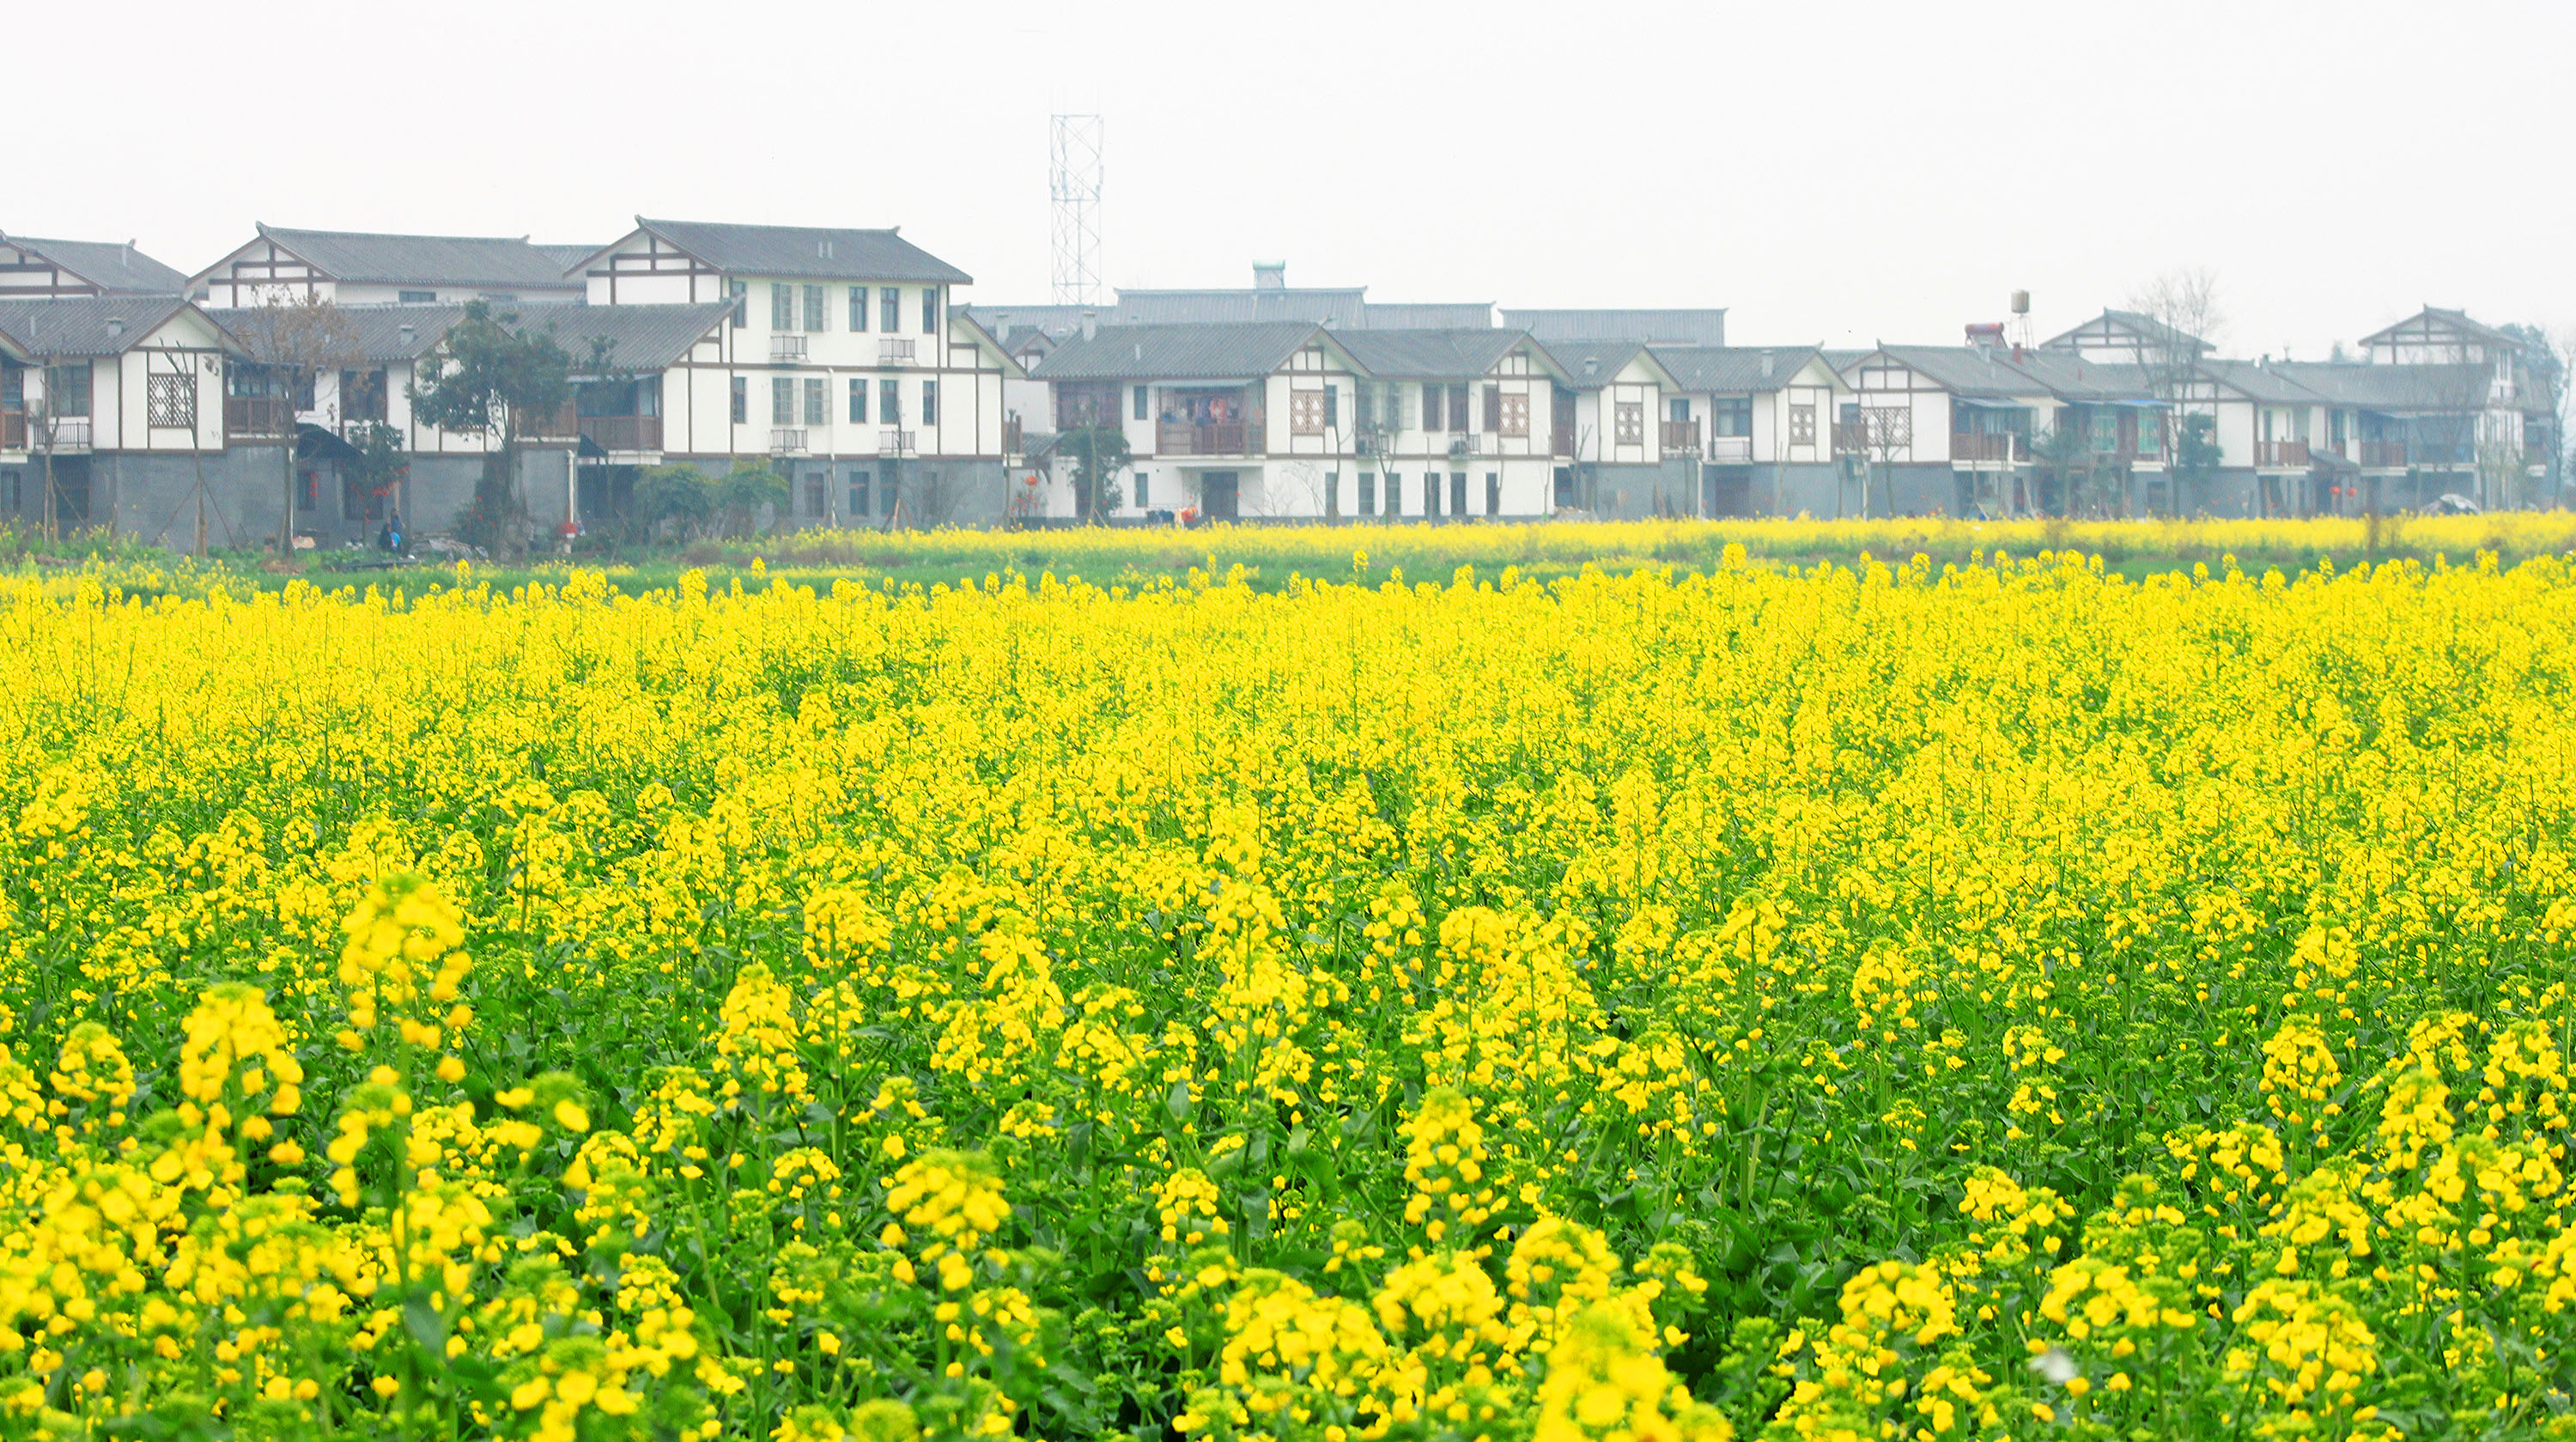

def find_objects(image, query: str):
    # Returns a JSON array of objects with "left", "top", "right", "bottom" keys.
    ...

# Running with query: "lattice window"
[
  {"left": 1499, "top": 392, "right": 1528, "bottom": 437},
  {"left": 148, "top": 373, "right": 195, "bottom": 429},
  {"left": 1290, "top": 390, "right": 1326, "bottom": 435},
  {"left": 1615, "top": 402, "right": 1644, "bottom": 446}
]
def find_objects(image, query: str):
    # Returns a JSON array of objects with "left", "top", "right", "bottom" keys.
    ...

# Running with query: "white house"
[
  {"left": 0, "top": 233, "right": 190, "bottom": 300},
  {"left": 1833, "top": 345, "right": 2067, "bottom": 517},
  {"left": 1537, "top": 340, "right": 1687, "bottom": 517},
  {"left": 0, "top": 296, "right": 241, "bottom": 545},
  {"left": 565, "top": 218, "right": 1022, "bottom": 526},
  {"left": 191, "top": 226, "right": 589, "bottom": 307},
  {"left": 1651, "top": 347, "right": 1850, "bottom": 515},
  {"left": 1333, "top": 330, "right": 1575, "bottom": 520}
]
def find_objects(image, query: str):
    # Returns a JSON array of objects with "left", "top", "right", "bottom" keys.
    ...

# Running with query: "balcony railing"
[
  {"left": 770, "top": 427, "right": 808, "bottom": 453},
  {"left": 1447, "top": 431, "right": 1487, "bottom": 457},
  {"left": 1661, "top": 419, "right": 1700, "bottom": 456},
  {"left": 224, "top": 396, "right": 293, "bottom": 437},
  {"left": 580, "top": 415, "right": 664, "bottom": 452},
  {"left": 878, "top": 429, "right": 914, "bottom": 456},
  {"left": 3, "top": 411, "right": 27, "bottom": 450},
  {"left": 1001, "top": 417, "right": 1022, "bottom": 456},
  {"left": 1833, "top": 420, "right": 1869, "bottom": 455},
  {"left": 2359, "top": 441, "right": 2409, "bottom": 467},
  {"left": 770, "top": 334, "right": 809, "bottom": 362},
  {"left": 1157, "top": 421, "right": 1258, "bottom": 456},
  {"left": 878, "top": 338, "right": 916, "bottom": 365},
  {"left": 1950, "top": 432, "right": 2024, "bottom": 464},
  {"left": 1707, "top": 435, "right": 1753, "bottom": 464},
  {"left": 2255, "top": 440, "right": 2311, "bottom": 468},
  {"left": 33, "top": 417, "right": 92, "bottom": 451}
]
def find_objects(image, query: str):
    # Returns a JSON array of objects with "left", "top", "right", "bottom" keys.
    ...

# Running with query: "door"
[{"left": 1199, "top": 472, "right": 1239, "bottom": 520}]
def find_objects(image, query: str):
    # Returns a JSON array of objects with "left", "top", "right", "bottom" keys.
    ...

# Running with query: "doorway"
[{"left": 1200, "top": 472, "right": 1239, "bottom": 520}]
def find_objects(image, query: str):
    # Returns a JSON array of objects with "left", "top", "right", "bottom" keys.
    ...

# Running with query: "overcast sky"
[{"left": 16, "top": 0, "right": 2569, "bottom": 356}]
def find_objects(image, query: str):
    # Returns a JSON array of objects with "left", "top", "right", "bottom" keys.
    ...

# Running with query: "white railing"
[
  {"left": 38, "top": 417, "right": 93, "bottom": 450},
  {"left": 769, "top": 334, "right": 809, "bottom": 362},
  {"left": 878, "top": 429, "right": 914, "bottom": 456},
  {"left": 1707, "top": 435, "right": 1753, "bottom": 463},
  {"left": 769, "top": 428, "right": 807, "bottom": 453},
  {"left": 878, "top": 337, "right": 916, "bottom": 365}
]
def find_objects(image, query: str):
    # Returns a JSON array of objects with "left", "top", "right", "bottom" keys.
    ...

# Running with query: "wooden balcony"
[
  {"left": 580, "top": 415, "right": 663, "bottom": 452},
  {"left": 1002, "top": 416, "right": 1023, "bottom": 456},
  {"left": 31, "top": 417, "right": 91, "bottom": 451},
  {"left": 1951, "top": 432, "right": 2023, "bottom": 463},
  {"left": 1157, "top": 420, "right": 1259, "bottom": 456},
  {"left": 2, "top": 411, "right": 23, "bottom": 450},
  {"left": 1832, "top": 420, "right": 1869, "bottom": 455},
  {"left": 2255, "top": 440, "right": 2311, "bottom": 468},
  {"left": 2359, "top": 441, "right": 2408, "bottom": 467},
  {"left": 224, "top": 396, "right": 294, "bottom": 437},
  {"left": 1661, "top": 419, "right": 1701, "bottom": 456}
]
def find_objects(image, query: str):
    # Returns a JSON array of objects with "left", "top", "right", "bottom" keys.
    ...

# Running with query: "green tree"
[
  {"left": 406, "top": 301, "right": 576, "bottom": 554},
  {"left": 630, "top": 464, "right": 717, "bottom": 545},
  {"left": 714, "top": 462, "right": 788, "bottom": 538},
  {"left": 1061, "top": 424, "right": 1132, "bottom": 522},
  {"left": 2171, "top": 412, "right": 2222, "bottom": 514},
  {"left": 342, "top": 421, "right": 410, "bottom": 541},
  {"left": 2027, "top": 423, "right": 2091, "bottom": 517}
]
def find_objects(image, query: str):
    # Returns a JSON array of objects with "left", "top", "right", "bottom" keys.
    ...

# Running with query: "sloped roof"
[
  {"left": 532, "top": 244, "right": 603, "bottom": 271},
  {"left": 0, "top": 295, "right": 195, "bottom": 357},
  {"left": 623, "top": 218, "right": 971, "bottom": 284},
  {"left": 1359, "top": 302, "right": 1494, "bottom": 330},
  {"left": 2201, "top": 359, "right": 2332, "bottom": 405},
  {"left": 1112, "top": 288, "right": 1367, "bottom": 326},
  {"left": 1997, "top": 352, "right": 2157, "bottom": 401},
  {"left": 2042, "top": 308, "right": 2209, "bottom": 354},
  {"left": 2360, "top": 306, "right": 2519, "bottom": 349},
  {"left": 1504, "top": 308, "right": 1727, "bottom": 346},
  {"left": 1030, "top": 321, "right": 1332, "bottom": 382},
  {"left": 1539, "top": 339, "right": 1680, "bottom": 392},
  {"left": 210, "top": 303, "right": 467, "bottom": 364},
  {"left": 1862, "top": 345, "right": 2054, "bottom": 399},
  {"left": 1337, "top": 329, "right": 1527, "bottom": 380},
  {"left": 2, "top": 234, "right": 190, "bottom": 295},
  {"left": 254, "top": 226, "right": 581, "bottom": 289},
  {"left": 526, "top": 301, "right": 734, "bottom": 374},
  {"left": 2269, "top": 361, "right": 2497, "bottom": 410},
  {"left": 1654, "top": 346, "right": 1828, "bottom": 393}
]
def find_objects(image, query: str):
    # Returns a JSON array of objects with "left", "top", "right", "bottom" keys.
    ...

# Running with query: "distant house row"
[
  {"left": 1, "top": 224, "right": 2560, "bottom": 543},
  {"left": 1, "top": 222, "right": 1018, "bottom": 548}
]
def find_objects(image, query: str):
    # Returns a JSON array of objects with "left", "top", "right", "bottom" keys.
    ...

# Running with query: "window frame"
[
  {"left": 804, "top": 377, "right": 827, "bottom": 427},
  {"left": 848, "top": 378, "right": 868, "bottom": 424},
  {"left": 771, "top": 283, "right": 795, "bottom": 332},
  {"left": 803, "top": 284, "right": 826, "bottom": 332},
  {"left": 731, "top": 376, "right": 747, "bottom": 424},
  {"left": 880, "top": 287, "right": 900, "bottom": 332},
  {"left": 1614, "top": 401, "right": 1644, "bottom": 447},
  {"left": 920, "top": 379, "right": 938, "bottom": 426},
  {"left": 849, "top": 286, "right": 868, "bottom": 332},
  {"left": 772, "top": 376, "right": 795, "bottom": 424}
]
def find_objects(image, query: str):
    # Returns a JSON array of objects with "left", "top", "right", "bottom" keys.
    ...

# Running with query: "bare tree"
[
  {"left": 1856, "top": 403, "right": 1911, "bottom": 518},
  {"left": 2126, "top": 268, "right": 2224, "bottom": 514},
  {"left": 227, "top": 294, "right": 361, "bottom": 555}
]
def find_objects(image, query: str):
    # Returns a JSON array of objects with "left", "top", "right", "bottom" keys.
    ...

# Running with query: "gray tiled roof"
[
  {"left": 526, "top": 301, "right": 735, "bottom": 374},
  {"left": 630, "top": 218, "right": 971, "bottom": 284},
  {"left": 3, "top": 234, "right": 190, "bottom": 295},
  {"left": 0, "top": 295, "right": 191, "bottom": 356},
  {"left": 1504, "top": 308, "right": 1727, "bottom": 346},
  {"left": 1654, "top": 346, "right": 1827, "bottom": 393},
  {"left": 2042, "top": 308, "right": 2209, "bottom": 354},
  {"left": 1336, "top": 329, "right": 1526, "bottom": 380},
  {"left": 1029, "top": 321, "right": 1327, "bottom": 382},
  {"left": 2269, "top": 361, "right": 2498, "bottom": 411},
  {"left": 1996, "top": 352, "right": 2157, "bottom": 401},
  {"left": 256, "top": 226, "right": 582, "bottom": 289},
  {"left": 1111, "top": 288, "right": 1367, "bottom": 326},
  {"left": 2361, "top": 306, "right": 2519, "bottom": 349},
  {"left": 1865, "top": 346, "right": 2055, "bottom": 399},
  {"left": 532, "top": 244, "right": 604, "bottom": 271},
  {"left": 1540, "top": 339, "right": 1656, "bottom": 390},
  {"left": 1358, "top": 302, "right": 1493, "bottom": 330},
  {"left": 2202, "top": 359, "right": 2331, "bottom": 405},
  {"left": 210, "top": 303, "right": 469, "bottom": 364}
]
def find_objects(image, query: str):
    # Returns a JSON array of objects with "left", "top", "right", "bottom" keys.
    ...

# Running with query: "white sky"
[{"left": 17, "top": 0, "right": 2570, "bottom": 357}]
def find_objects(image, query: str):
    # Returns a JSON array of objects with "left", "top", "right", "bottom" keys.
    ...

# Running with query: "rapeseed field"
[{"left": 2, "top": 527, "right": 2574, "bottom": 1440}]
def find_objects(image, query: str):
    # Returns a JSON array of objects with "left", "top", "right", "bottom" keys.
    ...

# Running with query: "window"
[
  {"left": 1614, "top": 402, "right": 1643, "bottom": 446},
  {"left": 772, "top": 377, "right": 795, "bottom": 424},
  {"left": 1358, "top": 472, "right": 1376, "bottom": 514},
  {"left": 1714, "top": 398, "right": 1753, "bottom": 437},
  {"left": 1485, "top": 473, "right": 1500, "bottom": 515},
  {"left": 1354, "top": 385, "right": 1376, "bottom": 433},
  {"left": 1449, "top": 472, "right": 1467, "bottom": 516},
  {"left": 1325, "top": 470, "right": 1340, "bottom": 515},
  {"left": 804, "top": 378, "right": 826, "bottom": 426},
  {"left": 728, "top": 280, "right": 748, "bottom": 327},
  {"left": 732, "top": 377, "right": 748, "bottom": 423},
  {"left": 849, "top": 470, "right": 872, "bottom": 516},
  {"left": 398, "top": 289, "right": 435, "bottom": 304},
  {"left": 1290, "top": 391, "right": 1326, "bottom": 435},
  {"left": 849, "top": 286, "right": 868, "bottom": 332},
  {"left": 1134, "top": 472, "right": 1149, "bottom": 508},
  {"left": 1484, "top": 385, "right": 1503, "bottom": 432},
  {"left": 920, "top": 380, "right": 938, "bottom": 426},
  {"left": 771, "top": 283, "right": 795, "bottom": 331},
  {"left": 1552, "top": 466, "right": 1574, "bottom": 508},
  {"left": 1324, "top": 386, "right": 1339, "bottom": 429},
  {"left": 1383, "top": 473, "right": 1400, "bottom": 517},
  {"left": 804, "top": 472, "right": 827, "bottom": 519},
  {"left": 147, "top": 373, "right": 195, "bottom": 429},
  {"left": 2092, "top": 411, "right": 2118, "bottom": 453},
  {"left": 880, "top": 287, "right": 900, "bottom": 332},
  {"left": 1133, "top": 385, "right": 1149, "bottom": 421},
  {"left": 2, "top": 472, "right": 16, "bottom": 513},
  {"left": 2133, "top": 411, "right": 2161, "bottom": 454},
  {"left": 1789, "top": 404, "right": 1815, "bottom": 446},
  {"left": 1423, "top": 474, "right": 1440, "bottom": 517},
  {"left": 848, "top": 379, "right": 868, "bottom": 423},
  {"left": 920, "top": 289, "right": 938, "bottom": 334},
  {"left": 1421, "top": 384, "right": 1443, "bottom": 432},
  {"left": 880, "top": 379, "right": 901, "bottom": 424},
  {"left": 1668, "top": 398, "right": 1691, "bottom": 423},
  {"left": 1498, "top": 392, "right": 1528, "bottom": 437},
  {"left": 46, "top": 362, "right": 93, "bottom": 417},
  {"left": 804, "top": 285, "right": 826, "bottom": 332},
  {"left": 1449, "top": 384, "right": 1470, "bottom": 432}
]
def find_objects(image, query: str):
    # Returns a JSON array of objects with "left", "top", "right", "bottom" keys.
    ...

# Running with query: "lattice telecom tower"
[{"left": 1049, "top": 114, "right": 1104, "bottom": 306}]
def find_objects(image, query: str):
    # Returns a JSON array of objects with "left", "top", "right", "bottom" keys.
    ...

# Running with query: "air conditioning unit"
[{"left": 1448, "top": 436, "right": 1472, "bottom": 458}]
